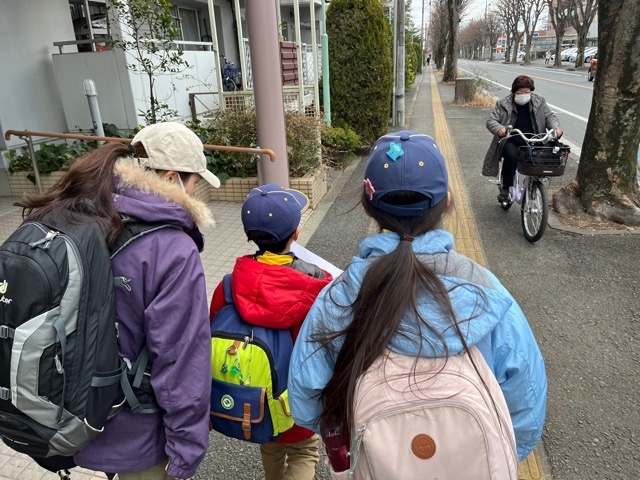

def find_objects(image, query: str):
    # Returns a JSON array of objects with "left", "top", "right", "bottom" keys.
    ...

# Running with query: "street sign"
[{"left": 533, "top": 33, "right": 539, "bottom": 38}]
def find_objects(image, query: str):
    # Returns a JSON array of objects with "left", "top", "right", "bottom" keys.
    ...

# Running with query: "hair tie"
[
  {"left": 127, "top": 143, "right": 136, "bottom": 156},
  {"left": 399, "top": 235, "right": 414, "bottom": 242}
]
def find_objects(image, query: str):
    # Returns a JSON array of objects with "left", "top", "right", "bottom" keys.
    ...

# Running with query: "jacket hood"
[
  {"left": 113, "top": 160, "right": 214, "bottom": 229},
  {"left": 230, "top": 255, "right": 331, "bottom": 329},
  {"left": 335, "top": 230, "right": 513, "bottom": 356}
]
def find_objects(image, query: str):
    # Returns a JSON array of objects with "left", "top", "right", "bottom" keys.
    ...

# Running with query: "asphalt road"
[
  {"left": 194, "top": 65, "right": 640, "bottom": 480},
  {"left": 439, "top": 74, "right": 640, "bottom": 479}
]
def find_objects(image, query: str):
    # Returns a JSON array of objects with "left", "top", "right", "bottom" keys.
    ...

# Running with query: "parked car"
[
  {"left": 588, "top": 53, "right": 598, "bottom": 82},
  {"left": 568, "top": 47, "right": 597, "bottom": 63},
  {"left": 583, "top": 47, "right": 598, "bottom": 63},
  {"left": 562, "top": 48, "right": 578, "bottom": 61}
]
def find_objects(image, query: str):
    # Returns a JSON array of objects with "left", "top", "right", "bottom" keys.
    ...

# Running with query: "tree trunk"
[
  {"left": 453, "top": 78, "right": 476, "bottom": 103},
  {"left": 556, "top": 0, "right": 640, "bottom": 226},
  {"left": 442, "top": 0, "right": 459, "bottom": 82}
]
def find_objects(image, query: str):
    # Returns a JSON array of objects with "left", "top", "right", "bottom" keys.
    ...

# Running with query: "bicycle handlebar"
[{"left": 500, "top": 127, "right": 558, "bottom": 145}]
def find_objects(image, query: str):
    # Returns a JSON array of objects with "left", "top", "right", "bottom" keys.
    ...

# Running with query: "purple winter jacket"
[{"left": 74, "top": 162, "right": 213, "bottom": 479}]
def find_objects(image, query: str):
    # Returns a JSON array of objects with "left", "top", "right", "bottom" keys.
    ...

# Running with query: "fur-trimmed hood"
[{"left": 113, "top": 160, "right": 214, "bottom": 229}]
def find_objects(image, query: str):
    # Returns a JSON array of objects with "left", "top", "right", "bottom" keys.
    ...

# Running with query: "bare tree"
[
  {"left": 442, "top": 0, "right": 470, "bottom": 81},
  {"left": 459, "top": 19, "right": 485, "bottom": 59},
  {"left": 518, "top": 0, "right": 546, "bottom": 64},
  {"left": 554, "top": 0, "right": 640, "bottom": 225},
  {"left": 430, "top": 0, "right": 449, "bottom": 70},
  {"left": 568, "top": 0, "right": 598, "bottom": 68},
  {"left": 546, "top": 0, "right": 573, "bottom": 67},
  {"left": 485, "top": 12, "right": 502, "bottom": 61},
  {"left": 496, "top": 0, "right": 521, "bottom": 63}
]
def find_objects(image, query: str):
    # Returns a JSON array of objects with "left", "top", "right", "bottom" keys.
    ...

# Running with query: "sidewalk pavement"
[{"left": 0, "top": 68, "right": 557, "bottom": 479}]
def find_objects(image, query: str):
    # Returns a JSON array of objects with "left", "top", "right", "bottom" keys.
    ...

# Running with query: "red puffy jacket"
[{"left": 210, "top": 254, "right": 332, "bottom": 443}]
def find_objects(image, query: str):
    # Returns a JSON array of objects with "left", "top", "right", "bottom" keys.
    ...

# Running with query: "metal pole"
[
  {"left": 24, "top": 137, "right": 43, "bottom": 194},
  {"left": 83, "top": 79, "right": 105, "bottom": 143},
  {"left": 293, "top": 0, "right": 305, "bottom": 114},
  {"left": 392, "top": 0, "right": 397, "bottom": 125},
  {"left": 421, "top": 0, "right": 425, "bottom": 65},
  {"left": 207, "top": 0, "right": 225, "bottom": 111},
  {"left": 82, "top": 0, "right": 95, "bottom": 52},
  {"left": 246, "top": 0, "right": 290, "bottom": 186},
  {"left": 320, "top": 0, "right": 331, "bottom": 125},
  {"left": 396, "top": 0, "right": 405, "bottom": 126},
  {"left": 233, "top": 0, "right": 248, "bottom": 91},
  {"left": 309, "top": 0, "right": 320, "bottom": 118}
]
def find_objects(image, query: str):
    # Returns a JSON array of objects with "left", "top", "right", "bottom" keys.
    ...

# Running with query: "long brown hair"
[
  {"left": 316, "top": 191, "right": 486, "bottom": 437},
  {"left": 15, "top": 142, "right": 130, "bottom": 246}
]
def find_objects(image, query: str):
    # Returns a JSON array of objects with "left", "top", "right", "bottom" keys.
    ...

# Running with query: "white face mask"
[{"left": 514, "top": 93, "right": 531, "bottom": 106}]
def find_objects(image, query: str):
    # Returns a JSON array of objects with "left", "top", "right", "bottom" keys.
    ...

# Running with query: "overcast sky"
[
  {"left": 408, "top": 0, "right": 551, "bottom": 32},
  {"left": 408, "top": 0, "right": 489, "bottom": 31}
]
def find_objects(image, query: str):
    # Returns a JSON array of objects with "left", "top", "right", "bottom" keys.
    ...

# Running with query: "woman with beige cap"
[{"left": 17, "top": 122, "right": 219, "bottom": 480}]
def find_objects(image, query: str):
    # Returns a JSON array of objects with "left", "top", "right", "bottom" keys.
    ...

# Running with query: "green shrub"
[
  {"left": 5, "top": 141, "right": 96, "bottom": 185},
  {"left": 321, "top": 125, "right": 361, "bottom": 169},
  {"left": 327, "top": 0, "right": 393, "bottom": 145},
  {"left": 189, "top": 109, "right": 323, "bottom": 181}
]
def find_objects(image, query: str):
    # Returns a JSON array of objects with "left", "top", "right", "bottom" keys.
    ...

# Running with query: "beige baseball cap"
[{"left": 131, "top": 122, "right": 220, "bottom": 188}]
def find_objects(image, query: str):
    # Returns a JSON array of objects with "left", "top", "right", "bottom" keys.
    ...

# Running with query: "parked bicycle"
[
  {"left": 493, "top": 127, "right": 570, "bottom": 242},
  {"left": 220, "top": 54, "right": 242, "bottom": 92}
]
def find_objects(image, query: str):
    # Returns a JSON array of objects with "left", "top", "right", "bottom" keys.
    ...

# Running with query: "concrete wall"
[
  {"left": 52, "top": 48, "right": 218, "bottom": 131},
  {"left": 0, "top": 0, "right": 74, "bottom": 150},
  {"left": 0, "top": 0, "right": 76, "bottom": 195}
]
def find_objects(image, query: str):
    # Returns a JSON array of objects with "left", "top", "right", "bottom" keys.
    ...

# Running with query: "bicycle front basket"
[{"left": 516, "top": 144, "right": 570, "bottom": 177}]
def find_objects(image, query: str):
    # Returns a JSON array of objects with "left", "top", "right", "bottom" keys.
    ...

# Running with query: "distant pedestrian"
[{"left": 545, "top": 49, "right": 551, "bottom": 64}]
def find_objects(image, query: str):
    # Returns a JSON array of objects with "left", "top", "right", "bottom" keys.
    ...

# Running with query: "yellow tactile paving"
[{"left": 406, "top": 68, "right": 549, "bottom": 480}]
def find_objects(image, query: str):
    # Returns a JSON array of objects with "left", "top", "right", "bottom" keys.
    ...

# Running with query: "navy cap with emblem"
[{"left": 363, "top": 131, "right": 448, "bottom": 217}]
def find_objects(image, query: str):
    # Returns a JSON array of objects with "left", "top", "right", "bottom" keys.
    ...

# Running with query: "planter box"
[
  {"left": 10, "top": 167, "right": 328, "bottom": 210},
  {"left": 8, "top": 171, "right": 66, "bottom": 197},
  {"left": 196, "top": 166, "right": 328, "bottom": 209}
]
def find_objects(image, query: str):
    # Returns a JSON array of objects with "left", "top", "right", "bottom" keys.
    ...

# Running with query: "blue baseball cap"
[
  {"left": 363, "top": 131, "right": 448, "bottom": 217},
  {"left": 241, "top": 184, "right": 310, "bottom": 243}
]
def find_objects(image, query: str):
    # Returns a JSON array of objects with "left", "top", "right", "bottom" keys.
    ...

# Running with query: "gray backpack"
[{"left": 0, "top": 213, "right": 169, "bottom": 468}]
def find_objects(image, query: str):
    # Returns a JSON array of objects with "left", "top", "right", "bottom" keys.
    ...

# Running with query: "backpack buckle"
[
  {"left": 0, "top": 325, "right": 13, "bottom": 339},
  {"left": 0, "top": 387, "right": 10, "bottom": 401}
]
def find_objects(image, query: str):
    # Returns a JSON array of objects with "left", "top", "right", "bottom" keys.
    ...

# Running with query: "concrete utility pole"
[
  {"left": 421, "top": 0, "right": 426, "bottom": 64},
  {"left": 245, "top": 1, "right": 290, "bottom": 186},
  {"left": 394, "top": 0, "right": 406, "bottom": 126}
]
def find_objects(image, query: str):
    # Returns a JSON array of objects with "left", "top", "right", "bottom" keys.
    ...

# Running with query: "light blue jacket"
[{"left": 288, "top": 229, "right": 547, "bottom": 461}]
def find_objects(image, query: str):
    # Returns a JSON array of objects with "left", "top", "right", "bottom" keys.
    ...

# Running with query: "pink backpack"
[{"left": 328, "top": 347, "right": 518, "bottom": 479}]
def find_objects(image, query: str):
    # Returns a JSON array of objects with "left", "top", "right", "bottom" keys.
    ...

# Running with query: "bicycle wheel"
[
  {"left": 223, "top": 78, "right": 236, "bottom": 92},
  {"left": 521, "top": 179, "right": 548, "bottom": 242}
]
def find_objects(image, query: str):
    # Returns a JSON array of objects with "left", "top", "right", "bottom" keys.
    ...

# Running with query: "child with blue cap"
[
  {"left": 288, "top": 131, "right": 548, "bottom": 475},
  {"left": 210, "top": 184, "right": 333, "bottom": 480}
]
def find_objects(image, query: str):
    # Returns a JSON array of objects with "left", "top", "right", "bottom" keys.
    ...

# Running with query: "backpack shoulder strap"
[
  {"left": 109, "top": 215, "right": 177, "bottom": 259},
  {"left": 222, "top": 274, "right": 234, "bottom": 305}
]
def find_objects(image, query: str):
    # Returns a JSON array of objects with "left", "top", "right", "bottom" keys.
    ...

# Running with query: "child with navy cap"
[
  {"left": 288, "top": 131, "right": 547, "bottom": 469},
  {"left": 209, "top": 184, "right": 333, "bottom": 480}
]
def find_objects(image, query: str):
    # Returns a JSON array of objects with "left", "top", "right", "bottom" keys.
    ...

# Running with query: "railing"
[{"left": 4, "top": 129, "right": 275, "bottom": 194}]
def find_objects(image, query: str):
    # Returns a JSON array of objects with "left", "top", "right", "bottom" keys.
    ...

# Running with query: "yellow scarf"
[{"left": 255, "top": 251, "right": 294, "bottom": 266}]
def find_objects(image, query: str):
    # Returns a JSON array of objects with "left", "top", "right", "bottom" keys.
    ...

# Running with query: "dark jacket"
[
  {"left": 482, "top": 92, "right": 561, "bottom": 177},
  {"left": 74, "top": 162, "right": 213, "bottom": 479}
]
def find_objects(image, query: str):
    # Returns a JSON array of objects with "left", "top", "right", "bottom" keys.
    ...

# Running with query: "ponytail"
[
  {"left": 16, "top": 142, "right": 131, "bottom": 246},
  {"left": 316, "top": 193, "right": 454, "bottom": 434}
]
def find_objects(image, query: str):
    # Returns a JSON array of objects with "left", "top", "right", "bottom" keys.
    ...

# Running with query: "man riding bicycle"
[{"left": 483, "top": 75, "right": 563, "bottom": 203}]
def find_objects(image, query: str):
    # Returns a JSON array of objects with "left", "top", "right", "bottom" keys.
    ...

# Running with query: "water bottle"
[{"left": 320, "top": 422, "right": 351, "bottom": 472}]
